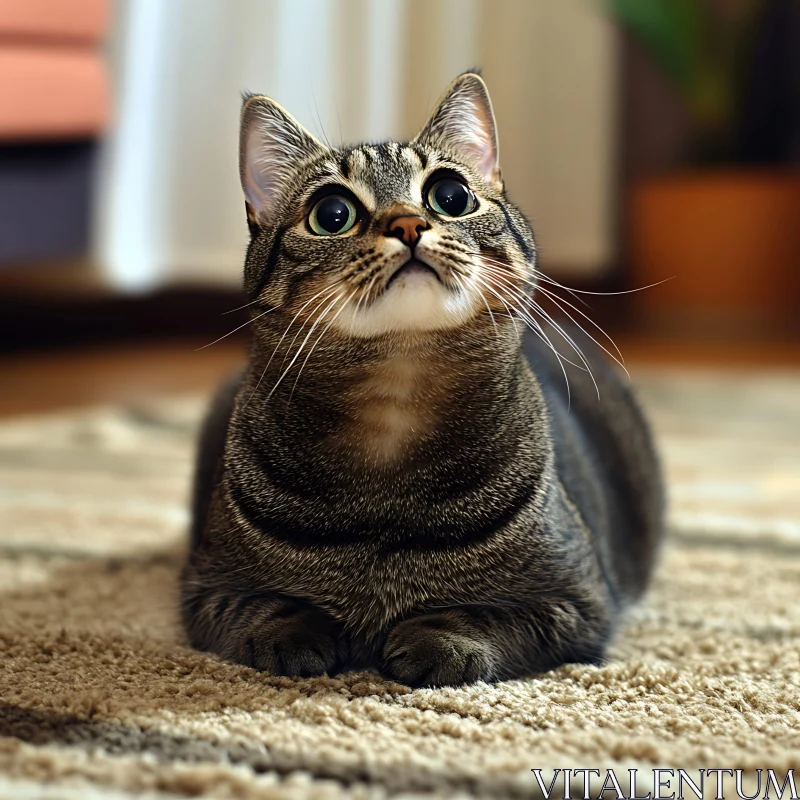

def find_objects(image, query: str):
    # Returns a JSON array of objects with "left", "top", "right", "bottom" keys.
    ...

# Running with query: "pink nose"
[{"left": 386, "top": 215, "right": 429, "bottom": 247}]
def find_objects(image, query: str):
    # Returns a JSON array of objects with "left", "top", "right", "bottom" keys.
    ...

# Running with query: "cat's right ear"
[
  {"left": 413, "top": 72, "right": 501, "bottom": 188},
  {"left": 239, "top": 94, "right": 326, "bottom": 231}
]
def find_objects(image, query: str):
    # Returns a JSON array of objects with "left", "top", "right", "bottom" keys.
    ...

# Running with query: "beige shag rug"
[{"left": 1, "top": 369, "right": 799, "bottom": 799}]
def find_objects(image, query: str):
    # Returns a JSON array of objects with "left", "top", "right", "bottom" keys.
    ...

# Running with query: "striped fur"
[{"left": 181, "top": 73, "right": 664, "bottom": 686}]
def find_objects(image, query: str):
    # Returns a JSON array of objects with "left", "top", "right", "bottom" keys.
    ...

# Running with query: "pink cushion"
[
  {"left": 0, "top": 0, "right": 108, "bottom": 43},
  {"left": 0, "top": 46, "right": 109, "bottom": 139}
]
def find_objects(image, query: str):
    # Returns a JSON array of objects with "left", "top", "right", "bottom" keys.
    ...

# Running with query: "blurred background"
[{"left": 1, "top": 0, "right": 799, "bottom": 415}]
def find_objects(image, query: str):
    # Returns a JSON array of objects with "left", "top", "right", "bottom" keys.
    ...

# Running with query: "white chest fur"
[{"left": 352, "top": 355, "right": 434, "bottom": 462}]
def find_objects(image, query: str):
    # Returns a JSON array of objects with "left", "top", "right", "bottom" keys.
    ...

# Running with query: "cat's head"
[{"left": 239, "top": 72, "right": 535, "bottom": 338}]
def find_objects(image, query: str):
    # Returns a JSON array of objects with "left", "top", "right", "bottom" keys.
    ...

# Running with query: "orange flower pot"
[{"left": 629, "top": 172, "right": 800, "bottom": 326}]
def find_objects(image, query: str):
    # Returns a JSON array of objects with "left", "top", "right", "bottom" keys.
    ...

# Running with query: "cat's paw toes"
[
  {"left": 243, "top": 607, "right": 343, "bottom": 678},
  {"left": 382, "top": 615, "right": 498, "bottom": 687}
]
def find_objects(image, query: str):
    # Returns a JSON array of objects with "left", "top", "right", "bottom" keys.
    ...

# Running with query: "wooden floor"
[
  {"left": 1, "top": 335, "right": 799, "bottom": 418},
  {"left": 0, "top": 339, "right": 245, "bottom": 417}
]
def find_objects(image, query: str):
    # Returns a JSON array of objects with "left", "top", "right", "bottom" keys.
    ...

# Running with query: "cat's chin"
[{"left": 331, "top": 277, "right": 476, "bottom": 337}]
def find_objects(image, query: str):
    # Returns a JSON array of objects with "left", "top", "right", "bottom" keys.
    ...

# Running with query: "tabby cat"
[{"left": 180, "top": 72, "right": 664, "bottom": 687}]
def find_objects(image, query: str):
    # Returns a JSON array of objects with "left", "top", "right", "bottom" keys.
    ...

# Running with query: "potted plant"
[{"left": 606, "top": 0, "right": 800, "bottom": 329}]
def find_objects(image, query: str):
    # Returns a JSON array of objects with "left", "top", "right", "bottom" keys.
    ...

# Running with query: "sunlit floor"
[{"left": 2, "top": 335, "right": 800, "bottom": 418}]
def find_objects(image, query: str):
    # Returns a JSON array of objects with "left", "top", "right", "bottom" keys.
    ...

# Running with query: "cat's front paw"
[
  {"left": 382, "top": 614, "right": 499, "bottom": 687},
  {"left": 229, "top": 602, "right": 344, "bottom": 678}
]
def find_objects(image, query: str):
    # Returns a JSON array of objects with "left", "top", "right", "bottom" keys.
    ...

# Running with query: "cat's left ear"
[
  {"left": 413, "top": 72, "right": 501, "bottom": 188},
  {"left": 239, "top": 94, "right": 327, "bottom": 230}
]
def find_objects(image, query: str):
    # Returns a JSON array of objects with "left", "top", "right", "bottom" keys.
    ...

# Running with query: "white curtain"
[{"left": 96, "top": 0, "right": 616, "bottom": 291}]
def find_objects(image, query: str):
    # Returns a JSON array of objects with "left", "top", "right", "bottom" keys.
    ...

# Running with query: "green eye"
[
  {"left": 309, "top": 194, "right": 357, "bottom": 236},
  {"left": 427, "top": 178, "right": 476, "bottom": 217}
]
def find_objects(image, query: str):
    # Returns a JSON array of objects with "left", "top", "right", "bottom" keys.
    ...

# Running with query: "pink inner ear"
[
  {"left": 426, "top": 82, "right": 499, "bottom": 184},
  {"left": 472, "top": 124, "right": 497, "bottom": 181},
  {"left": 462, "top": 112, "right": 498, "bottom": 183},
  {"left": 478, "top": 147, "right": 496, "bottom": 181},
  {"left": 243, "top": 127, "right": 271, "bottom": 212},
  {"left": 240, "top": 99, "right": 328, "bottom": 222}
]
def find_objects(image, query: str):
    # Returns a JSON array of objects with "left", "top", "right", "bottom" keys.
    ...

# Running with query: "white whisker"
[
  {"left": 196, "top": 304, "right": 280, "bottom": 350},
  {"left": 354, "top": 269, "right": 382, "bottom": 315},
  {"left": 286, "top": 288, "right": 358, "bottom": 407},
  {"left": 468, "top": 249, "right": 671, "bottom": 303},
  {"left": 469, "top": 273, "right": 524, "bottom": 344},
  {"left": 243, "top": 282, "right": 341, "bottom": 408},
  {"left": 461, "top": 274, "right": 498, "bottom": 338},
  {"left": 479, "top": 262, "right": 624, "bottom": 382},
  {"left": 529, "top": 296, "right": 600, "bottom": 400},
  {"left": 279, "top": 287, "right": 343, "bottom": 370},
  {"left": 221, "top": 297, "right": 273, "bottom": 315},
  {"left": 536, "top": 276, "right": 674, "bottom": 297},
  {"left": 477, "top": 264, "right": 601, "bottom": 399},
  {"left": 473, "top": 262, "right": 604, "bottom": 396},
  {"left": 268, "top": 291, "right": 344, "bottom": 399},
  {"left": 535, "top": 282, "right": 629, "bottom": 378},
  {"left": 471, "top": 273, "right": 575, "bottom": 408},
  {"left": 471, "top": 272, "right": 586, "bottom": 371}
]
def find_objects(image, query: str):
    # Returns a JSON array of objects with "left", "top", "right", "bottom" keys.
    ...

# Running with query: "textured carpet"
[{"left": 1, "top": 369, "right": 799, "bottom": 799}]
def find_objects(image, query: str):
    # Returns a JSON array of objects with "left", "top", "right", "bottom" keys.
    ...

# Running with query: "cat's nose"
[{"left": 386, "top": 215, "right": 429, "bottom": 247}]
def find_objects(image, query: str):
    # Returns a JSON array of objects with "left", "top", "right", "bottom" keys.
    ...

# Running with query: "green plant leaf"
[
  {"left": 603, "top": 0, "right": 705, "bottom": 92},
  {"left": 600, "top": 0, "right": 770, "bottom": 164}
]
